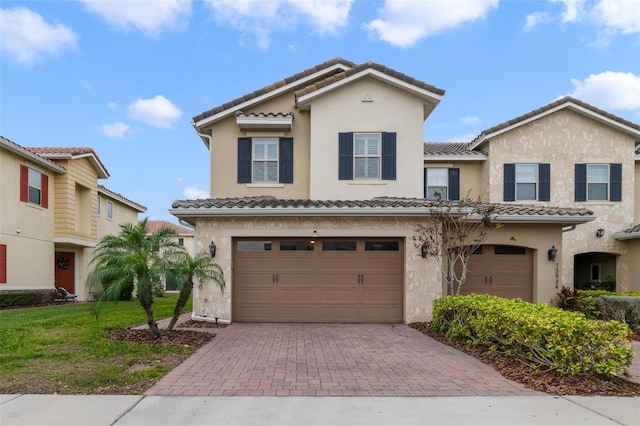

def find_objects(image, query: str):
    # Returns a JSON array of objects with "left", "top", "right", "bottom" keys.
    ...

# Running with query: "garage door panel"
[
  {"left": 319, "top": 288, "right": 359, "bottom": 303},
  {"left": 234, "top": 288, "right": 274, "bottom": 303},
  {"left": 363, "top": 289, "right": 402, "bottom": 303},
  {"left": 233, "top": 306, "right": 276, "bottom": 322},
  {"left": 234, "top": 257, "right": 273, "bottom": 270},
  {"left": 276, "top": 288, "right": 317, "bottom": 303},
  {"left": 277, "top": 306, "right": 318, "bottom": 322}
]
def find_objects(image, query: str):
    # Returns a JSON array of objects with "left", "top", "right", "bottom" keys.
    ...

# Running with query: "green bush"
[
  {"left": 577, "top": 290, "right": 640, "bottom": 320},
  {"left": 0, "top": 290, "right": 58, "bottom": 308},
  {"left": 432, "top": 294, "right": 633, "bottom": 377},
  {"left": 596, "top": 295, "right": 640, "bottom": 330}
]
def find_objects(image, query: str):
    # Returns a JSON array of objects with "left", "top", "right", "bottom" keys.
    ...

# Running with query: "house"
[
  {"left": 170, "top": 58, "right": 598, "bottom": 324},
  {"left": 424, "top": 97, "right": 640, "bottom": 293},
  {"left": 145, "top": 220, "right": 195, "bottom": 291},
  {"left": 0, "top": 137, "right": 146, "bottom": 301}
]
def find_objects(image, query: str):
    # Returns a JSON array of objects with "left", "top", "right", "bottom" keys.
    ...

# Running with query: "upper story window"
[
  {"left": 338, "top": 132, "right": 396, "bottom": 181},
  {"left": 575, "top": 163, "right": 621, "bottom": 202},
  {"left": 178, "top": 238, "right": 184, "bottom": 246},
  {"left": 424, "top": 168, "right": 460, "bottom": 200},
  {"left": 504, "top": 163, "right": 550, "bottom": 202},
  {"left": 237, "top": 137, "right": 293, "bottom": 184},
  {"left": 97, "top": 196, "right": 102, "bottom": 215},
  {"left": 19, "top": 165, "right": 48, "bottom": 208},
  {"left": 106, "top": 201, "right": 114, "bottom": 219},
  {"left": 354, "top": 133, "right": 381, "bottom": 179}
]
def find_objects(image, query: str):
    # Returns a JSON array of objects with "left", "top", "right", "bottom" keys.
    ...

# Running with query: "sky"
[{"left": 1, "top": 0, "right": 639, "bottom": 224}]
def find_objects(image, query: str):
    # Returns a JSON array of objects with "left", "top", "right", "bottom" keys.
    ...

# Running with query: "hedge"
[
  {"left": 432, "top": 294, "right": 633, "bottom": 377},
  {"left": 577, "top": 290, "right": 640, "bottom": 320},
  {"left": 0, "top": 289, "right": 58, "bottom": 308}
]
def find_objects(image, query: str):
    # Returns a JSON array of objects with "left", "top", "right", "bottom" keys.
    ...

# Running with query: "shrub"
[
  {"left": 432, "top": 294, "right": 633, "bottom": 377},
  {"left": 553, "top": 286, "right": 579, "bottom": 311},
  {"left": 577, "top": 290, "right": 640, "bottom": 320},
  {"left": 596, "top": 295, "right": 640, "bottom": 330},
  {"left": 0, "top": 290, "right": 58, "bottom": 308}
]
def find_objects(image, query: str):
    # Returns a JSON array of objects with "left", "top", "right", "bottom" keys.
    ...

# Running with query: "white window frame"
[
  {"left": 515, "top": 164, "right": 538, "bottom": 201},
  {"left": 586, "top": 164, "right": 609, "bottom": 201},
  {"left": 354, "top": 133, "right": 381, "bottom": 179},
  {"left": 27, "top": 168, "right": 42, "bottom": 206},
  {"left": 97, "top": 196, "right": 102, "bottom": 215},
  {"left": 425, "top": 168, "right": 449, "bottom": 200},
  {"left": 252, "top": 138, "right": 279, "bottom": 183},
  {"left": 106, "top": 201, "right": 114, "bottom": 219}
]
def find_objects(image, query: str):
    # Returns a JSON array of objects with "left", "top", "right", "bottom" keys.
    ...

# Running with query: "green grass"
[{"left": 0, "top": 294, "right": 193, "bottom": 394}]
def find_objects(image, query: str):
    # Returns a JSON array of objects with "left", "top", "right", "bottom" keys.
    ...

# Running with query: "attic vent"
[{"left": 362, "top": 94, "right": 373, "bottom": 103}]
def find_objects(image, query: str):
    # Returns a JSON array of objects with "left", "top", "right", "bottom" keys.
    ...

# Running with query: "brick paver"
[{"left": 146, "top": 323, "right": 544, "bottom": 397}]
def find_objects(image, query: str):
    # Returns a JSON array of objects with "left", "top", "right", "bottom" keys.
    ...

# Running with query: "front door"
[{"left": 55, "top": 251, "right": 75, "bottom": 294}]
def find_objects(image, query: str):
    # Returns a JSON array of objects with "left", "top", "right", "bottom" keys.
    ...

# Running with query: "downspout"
[
  {"left": 191, "top": 313, "right": 231, "bottom": 324},
  {"left": 562, "top": 225, "right": 577, "bottom": 233}
]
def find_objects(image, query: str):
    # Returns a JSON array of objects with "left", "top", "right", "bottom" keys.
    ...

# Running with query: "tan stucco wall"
[
  {"left": 205, "top": 91, "right": 311, "bottom": 199},
  {"left": 626, "top": 240, "right": 640, "bottom": 291},
  {"left": 635, "top": 161, "right": 640, "bottom": 224},
  {"left": 482, "top": 109, "right": 637, "bottom": 287},
  {"left": 308, "top": 77, "right": 425, "bottom": 199},
  {"left": 0, "top": 149, "right": 57, "bottom": 289}
]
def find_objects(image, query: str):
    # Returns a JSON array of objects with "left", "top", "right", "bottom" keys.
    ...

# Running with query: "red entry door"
[{"left": 55, "top": 252, "right": 75, "bottom": 293}]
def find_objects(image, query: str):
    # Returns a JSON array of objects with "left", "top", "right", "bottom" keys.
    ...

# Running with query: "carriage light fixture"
[
  {"left": 547, "top": 245, "right": 558, "bottom": 262},
  {"left": 209, "top": 240, "right": 217, "bottom": 258},
  {"left": 421, "top": 242, "right": 429, "bottom": 259}
]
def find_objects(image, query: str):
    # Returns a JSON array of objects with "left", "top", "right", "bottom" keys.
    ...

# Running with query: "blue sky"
[{"left": 1, "top": 0, "right": 639, "bottom": 223}]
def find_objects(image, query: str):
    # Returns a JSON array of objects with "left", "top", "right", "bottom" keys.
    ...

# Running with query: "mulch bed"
[
  {"left": 105, "top": 329, "right": 215, "bottom": 348},
  {"left": 409, "top": 322, "right": 640, "bottom": 396},
  {"left": 178, "top": 319, "right": 229, "bottom": 329}
]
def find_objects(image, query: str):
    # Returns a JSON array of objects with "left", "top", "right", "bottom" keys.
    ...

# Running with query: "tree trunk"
[
  {"left": 143, "top": 304, "right": 160, "bottom": 338},
  {"left": 167, "top": 279, "right": 193, "bottom": 331}
]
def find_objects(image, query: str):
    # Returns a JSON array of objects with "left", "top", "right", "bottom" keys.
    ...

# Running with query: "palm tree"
[
  {"left": 87, "top": 218, "right": 179, "bottom": 337},
  {"left": 165, "top": 251, "right": 225, "bottom": 331}
]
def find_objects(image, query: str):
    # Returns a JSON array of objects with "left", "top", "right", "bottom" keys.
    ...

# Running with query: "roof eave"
[
  {"left": 423, "top": 154, "right": 487, "bottom": 161},
  {"left": 0, "top": 139, "right": 67, "bottom": 173},
  {"left": 98, "top": 187, "right": 147, "bottom": 213},
  {"left": 613, "top": 231, "right": 640, "bottom": 240}
]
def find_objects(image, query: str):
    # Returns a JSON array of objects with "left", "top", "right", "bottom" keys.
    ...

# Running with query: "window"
[
  {"left": 237, "top": 138, "right": 293, "bottom": 184},
  {"left": 504, "top": 163, "right": 550, "bottom": 202},
  {"left": 590, "top": 263, "right": 601, "bottom": 282},
  {"left": 280, "top": 240, "right": 315, "bottom": 251},
  {"left": 178, "top": 238, "right": 184, "bottom": 246},
  {"left": 97, "top": 196, "right": 102, "bottom": 215},
  {"left": 237, "top": 241, "right": 273, "bottom": 251},
  {"left": 339, "top": 132, "right": 396, "bottom": 180},
  {"left": 0, "top": 244, "right": 6, "bottom": 284},
  {"left": 365, "top": 241, "right": 399, "bottom": 251},
  {"left": 322, "top": 241, "right": 357, "bottom": 251},
  {"left": 575, "top": 163, "right": 621, "bottom": 202},
  {"left": 424, "top": 168, "right": 460, "bottom": 200},
  {"left": 106, "top": 201, "right": 113, "bottom": 219},
  {"left": 19, "top": 165, "right": 48, "bottom": 208}
]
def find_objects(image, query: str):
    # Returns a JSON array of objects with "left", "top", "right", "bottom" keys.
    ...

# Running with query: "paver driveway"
[{"left": 147, "top": 323, "right": 542, "bottom": 397}]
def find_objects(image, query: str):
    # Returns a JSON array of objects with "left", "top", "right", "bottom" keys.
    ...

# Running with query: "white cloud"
[
  {"left": 459, "top": 116, "right": 482, "bottom": 126},
  {"left": 0, "top": 7, "right": 77, "bottom": 65},
  {"left": 593, "top": 0, "right": 640, "bottom": 35},
  {"left": 100, "top": 121, "right": 130, "bottom": 139},
  {"left": 205, "top": 0, "right": 353, "bottom": 51},
  {"left": 549, "top": 0, "right": 586, "bottom": 23},
  {"left": 107, "top": 101, "right": 118, "bottom": 110},
  {"left": 524, "top": 12, "right": 551, "bottom": 31},
  {"left": 126, "top": 95, "right": 182, "bottom": 128},
  {"left": 80, "top": 0, "right": 192, "bottom": 37},
  {"left": 567, "top": 71, "right": 640, "bottom": 111},
  {"left": 365, "top": 0, "right": 498, "bottom": 48},
  {"left": 183, "top": 185, "right": 209, "bottom": 199},
  {"left": 446, "top": 133, "right": 477, "bottom": 143}
]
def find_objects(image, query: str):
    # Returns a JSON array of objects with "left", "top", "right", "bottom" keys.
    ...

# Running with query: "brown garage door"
[
  {"left": 233, "top": 238, "right": 403, "bottom": 322},
  {"left": 459, "top": 245, "right": 533, "bottom": 302}
]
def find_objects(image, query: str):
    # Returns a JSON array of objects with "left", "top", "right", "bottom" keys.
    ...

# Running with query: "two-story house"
[
  {"left": 0, "top": 137, "right": 146, "bottom": 301},
  {"left": 424, "top": 97, "right": 640, "bottom": 295},
  {"left": 171, "top": 58, "right": 596, "bottom": 324}
]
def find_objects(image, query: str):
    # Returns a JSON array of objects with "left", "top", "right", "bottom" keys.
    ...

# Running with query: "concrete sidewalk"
[{"left": 2, "top": 394, "right": 639, "bottom": 425}]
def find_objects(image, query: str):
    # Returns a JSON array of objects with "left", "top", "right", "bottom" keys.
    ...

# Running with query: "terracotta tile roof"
[
  {"left": 27, "top": 147, "right": 110, "bottom": 178},
  {"left": 145, "top": 220, "right": 193, "bottom": 235},
  {"left": 621, "top": 224, "right": 640, "bottom": 234},
  {"left": 171, "top": 196, "right": 592, "bottom": 220},
  {"left": 235, "top": 111, "right": 295, "bottom": 119},
  {"left": 193, "top": 57, "right": 356, "bottom": 123},
  {"left": 0, "top": 135, "right": 66, "bottom": 172},
  {"left": 471, "top": 96, "right": 640, "bottom": 147},
  {"left": 98, "top": 184, "right": 147, "bottom": 212},
  {"left": 294, "top": 61, "right": 445, "bottom": 100},
  {"left": 423, "top": 143, "right": 485, "bottom": 156}
]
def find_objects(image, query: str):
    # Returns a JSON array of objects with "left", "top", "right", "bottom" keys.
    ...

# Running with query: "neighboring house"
[
  {"left": 0, "top": 137, "right": 146, "bottom": 301},
  {"left": 424, "top": 97, "right": 640, "bottom": 293},
  {"left": 145, "top": 220, "right": 195, "bottom": 291},
  {"left": 170, "top": 58, "right": 597, "bottom": 324}
]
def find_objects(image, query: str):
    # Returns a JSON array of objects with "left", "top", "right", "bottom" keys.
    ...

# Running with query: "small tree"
[
  {"left": 165, "top": 251, "right": 225, "bottom": 331},
  {"left": 87, "top": 218, "right": 179, "bottom": 337},
  {"left": 413, "top": 198, "right": 500, "bottom": 296}
]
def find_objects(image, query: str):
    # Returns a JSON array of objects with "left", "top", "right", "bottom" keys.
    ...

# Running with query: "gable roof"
[
  {"left": 469, "top": 96, "right": 640, "bottom": 150},
  {"left": 171, "top": 196, "right": 593, "bottom": 227},
  {"left": 27, "top": 147, "right": 110, "bottom": 179},
  {"left": 98, "top": 185, "right": 147, "bottom": 212},
  {"left": 423, "top": 142, "right": 486, "bottom": 160},
  {"left": 145, "top": 220, "right": 193, "bottom": 235},
  {"left": 0, "top": 135, "right": 67, "bottom": 173}
]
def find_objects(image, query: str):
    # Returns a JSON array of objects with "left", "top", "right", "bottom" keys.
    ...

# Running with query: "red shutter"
[
  {"left": 0, "top": 244, "right": 7, "bottom": 284},
  {"left": 20, "top": 165, "right": 28, "bottom": 202},
  {"left": 41, "top": 173, "right": 49, "bottom": 209}
]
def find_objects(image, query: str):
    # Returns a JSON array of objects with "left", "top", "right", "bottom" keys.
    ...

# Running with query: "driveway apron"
[{"left": 146, "top": 323, "right": 542, "bottom": 397}]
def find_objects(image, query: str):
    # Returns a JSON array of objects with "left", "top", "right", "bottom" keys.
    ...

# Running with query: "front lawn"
[{"left": 0, "top": 295, "right": 198, "bottom": 394}]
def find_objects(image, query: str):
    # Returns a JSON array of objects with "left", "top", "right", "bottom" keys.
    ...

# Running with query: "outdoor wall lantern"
[
  {"left": 208, "top": 240, "right": 217, "bottom": 258},
  {"left": 421, "top": 242, "right": 429, "bottom": 259},
  {"left": 547, "top": 245, "right": 558, "bottom": 262},
  {"left": 596, "top": 228, "right": 604, "bottom": 238}
]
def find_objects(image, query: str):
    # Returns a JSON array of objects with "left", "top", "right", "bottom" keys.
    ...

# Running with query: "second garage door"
[{"left": 233, "top": 238, "right": 403, "bottom": 323}]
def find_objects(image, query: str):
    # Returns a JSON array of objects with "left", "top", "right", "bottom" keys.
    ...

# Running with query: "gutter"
[
  {"left": 613, "top": 231, "right": 640, "bottom": 240},
  {"left": 562, "top": 224, "right": 577, "bottom": 233},
  {"left": 193, "top": 124, "right": 212, "bottom": 149}
]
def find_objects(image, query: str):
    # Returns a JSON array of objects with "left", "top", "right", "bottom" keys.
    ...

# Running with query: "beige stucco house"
[
  {"left": 0, "top": 137, "right": 146, "bottom": 301},
  {"left": 171, "top": 58, "right": 600, "bottom": 324}
]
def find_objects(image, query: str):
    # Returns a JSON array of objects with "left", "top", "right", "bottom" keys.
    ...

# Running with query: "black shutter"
[
  {"left": 575, "top": 164, "right": 586, "bottom": 202},
  {"left": 503, "top": 163, "right": 515, "bottom": 202},
  {"left": 610, "top": 163, "right": 622, "bottom": 202},
  {"left": 279, "top": 138, "right": 293, "bottom": 183},
  {"left": 423, "top": 168, "right": 427, "bottom": 198},
  {"left": 381, "top": 132, "right": 396, "bottom": 180},
  {"left": 448, "top": 168, "right": 460, "bottom": 201},
  {"left": 237, "top": 138, "right": 252, "bottom": 183},
  {"left": 338, "top": 132, "right": 353, "bottom": 180},
  {"left": 538, "top": 163, "right": 550, "bottom": 202}
]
